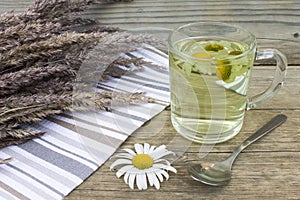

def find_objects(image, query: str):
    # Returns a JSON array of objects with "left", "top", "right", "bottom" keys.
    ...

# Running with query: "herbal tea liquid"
[{"left": 169, "top": 38, "right": 255, "bottom": 143}]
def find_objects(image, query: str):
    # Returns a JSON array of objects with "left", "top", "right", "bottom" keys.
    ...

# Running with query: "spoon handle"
[
  {"left": 226, "top": 114, "right": 287, "bottom": 167},
  {"left": 240, "top": 114, "right": 287, "bottom": 150}
]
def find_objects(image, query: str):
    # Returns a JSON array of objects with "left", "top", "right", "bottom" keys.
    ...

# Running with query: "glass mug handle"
[{"left": 247, "top": 49, "right": 288, "bottom": 110}]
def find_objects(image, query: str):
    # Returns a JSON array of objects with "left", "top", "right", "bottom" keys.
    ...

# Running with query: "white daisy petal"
[
  {"left": 152, "top": 163, "right": 166, "bottom": 169},
  {"left": 155, "top": 158, "right": 171, "bottom": 166},
  {"left": 151, "top": 150, "right": 174, "bottom": 160},
  {"left": 153, "top": 175, "right": 161, "bottom": 190},
  {"left": 124, "top": 167, "right": 140, "bottom": 184},
  {"left": 143, "top": 143, "right": 150, "bottom": 154},
  {"left": 148, "top": 145, "right": 156, "bottom": 153},
  {"left": 153, "top": 163, "right": 177, "bottom": 173},
  {"left": 141, "top": 173, "right": 148, "bottom": 190},
  {"left": 111, "top": 143, "right": 177, "bottom": 190},
  {"left": 122, "top": 148, "right": 137, "bottom": 156},
  {"left": 153, "top": 151, "right": 175, "bottom": 160},
  {"left": 149, "top": 147, "right": 171, "bottom": 160},
  {"left": 146, "top": 172, "right": 155, "bottom": 186},
  {"left": 151, "top": 145, "right": 166, "bottom": 154},
  {"left": 131, "top": 167, "right": 141, "bottom": 173},
  {"left": 124, "top": 172, "right": 130, "bottom": 184},
  {"left": 155, "top": 171, "right": 164, "bottom": 182},
  {"left": 128, "top": 173, "right": 136, "bottom": 189},
  {"left": 165, "top": 165, "right": 177, "bottom": 174},
  {"left": 137, "top": 172, "right": 147, "bottom": 190},
  {"left": 113, "top": 153, "right": 134, "bottom": 159},
  {"left": 116, "top": 165, "right": 134, "bottom": 178},
  {"left": 152, "top": 163, "right": 176, "bottom": 172},
  {"left": 110, "top": 159, "right": 132, "bottom": 170},
  {"left": 148, "top": 172, "right": 161, "bottom": 189},
  {"left": 134, "top": 143, "right": 144, "bottom": 154},
  {"left": 159, "top": 170, "right": 170, "bottom": 180}
]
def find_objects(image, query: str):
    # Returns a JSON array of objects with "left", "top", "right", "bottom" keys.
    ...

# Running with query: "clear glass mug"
[{"left": 168, "top": 22, "right": 287, "bottom": 144}]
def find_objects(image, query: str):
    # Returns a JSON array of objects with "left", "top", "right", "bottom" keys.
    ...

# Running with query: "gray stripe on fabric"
[
  {"left": 1, "top": 168, "right": 57, "bottom": 200},
  {"left": 126, "top": 52, "right": 169, "bottom": 75},
  {"left": 127, "top": 74, "right": 169, "bottom": 86},
  {"left": 40, "top": 138, "right": 99, "bottom": 167},
  {"left": 33, "top": 122, "right": 107, "bottom": 166},
  {"left": 98, "top": 78, "right": 169, "bottom": 103},
  {"left": 0, "top": 180, "right": 30, "bottom": 200},
  {"left": 97, "top": 82, "right": 127, "bottom": 93},
  {"left": 2, "top": 148, "right": 77, "bottom": 188},
  {"left": 60, "top": 113, "right": 128, "bottom": 136},
  {"left": 0, "top": 190, "right": 16, "bottom": 200},
  {"left": 112, "top": 110, "right": 148, "bottom": 122},
  {"left": 47, "top": 117, "right": 123, "bottom": 147},
  {"left": 120, "top": 76, "right": 170, "bottom": 92},
  {"left": 18, "top": 141, "right": 94, "bottom": 179},
  {"left": 7, "top": 164, "right": 64, "bottom": 197},
  {"left": 35, "top": 122, "right": 112, "bottom": 164}
]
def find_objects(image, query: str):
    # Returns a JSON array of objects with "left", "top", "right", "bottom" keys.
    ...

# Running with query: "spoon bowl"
[
  {"left": 188, "top": 114, "right": 287, "bottom": 186},
  {"left": 189, "top": 162, "right": 231, "bottom": 186}
]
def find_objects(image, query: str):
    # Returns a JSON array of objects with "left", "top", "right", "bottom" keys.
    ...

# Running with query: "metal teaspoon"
[{"left": 188, "top": 114, "right": 287, "bottom": 186}]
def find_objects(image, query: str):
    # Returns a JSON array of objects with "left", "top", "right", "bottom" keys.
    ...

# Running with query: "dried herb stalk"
[{"left": 0, "top": 0, "right": 162, "bottom": 148}]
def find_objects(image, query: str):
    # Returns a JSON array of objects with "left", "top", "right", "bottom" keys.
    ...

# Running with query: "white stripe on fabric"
[
  {"left": 112, "top": 110, "right": 148, "bottom": 122},
  {"left": 132, "top": 48, "right": 169, "bottom": 67},
  {"left": 1, "top": 148, "right": 78, "bottom": 189},
  {"left": 121, "top": 75, "right": 169, "bottom": 90},
  {"left": 125, "top": 65, "right": 169, "bottom": 82},
  {"left": 6, "top": 146, "right": 83, "bottom": 184},
  {"left": 107, "top": 75, "right": 169, "bottom": 95},
  {"left": 30, "top": 124, "right": 100, "bottom": 166},
  {"left": 37, "top": 119, "right": 117, "bottom": 153},
  {"left": 34, "top": 139, "right": 98, "bottom": 170},
  {"left": 127, "top": 73, "right": 169, "bottom": 86},
  {"left": 35, "top": 124, "right": 115, "bottom": 167},
  {"left": 102, "top": 78, "right": 170, "bottom": 102},
  {"left": 3, "top": 165, "right": 62, "bottom": 199},
  {"left": 114, "top": 104, "right": 166, "bottom": 121},
  {"left": 137, "top": 66, "right": 169, "bottom": 84},
  {"left": 18, "top": 141, "right": 94, "bottom": 179},
  {"left": 101, "top": 109, "right": 144, "bottom": 131},
  {"left": 0, "top": 168, "right": 55, "bottom": 200},
  {"left": 98, "top": 110, "right": 141, "bottom": 134},
  {"left": 0, "top": 187, "right": 17, "bottom": 200},
  {"left": 7, "top": 164, "right": 64, "bottom": 197},
  {"left": 69, "top": 134, "right": 116, "bottom": 164},
  {"left": 5, "top": 161, "right": 70, "bottom": 196},
  {"left": 51, "top": 114, "right": 128, "bottom": 141},
  {"left": 0, "top": 151, "right": 69, "bottom": 195},
  {"left": 69, "top": 111, "right": 132, "bottom": 136},
  {"left": 120, "top": 76, "right": 169, "bottom": 94},
  {"left": 62, "top": 112, "right": 128, "bottom": 136}
]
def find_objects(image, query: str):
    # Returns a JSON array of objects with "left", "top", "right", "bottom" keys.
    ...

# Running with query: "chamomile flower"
[{"left": 110, "top": 143, "right": 177, "bottom": 190}]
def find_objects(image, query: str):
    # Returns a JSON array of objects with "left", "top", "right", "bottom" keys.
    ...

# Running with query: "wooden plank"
[
  {"left": 86, "top": 0, "right": 300, "bottom": 64},
  {"left": 0, "top": 1, "right": 299, "bottom": 63},
  {"left": 0, "top": 0, "right": 33, "bottom": 12},
  {"left": 65, "top": 148, "right": 300, "bottom": 199},
  {"left": 0, "top": 0, "right": 299, "bottom": 199}
]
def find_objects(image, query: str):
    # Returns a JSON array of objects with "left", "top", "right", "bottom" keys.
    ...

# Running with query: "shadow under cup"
[{"left": 168, "top": 22, "right": 287, "bottom": 144}]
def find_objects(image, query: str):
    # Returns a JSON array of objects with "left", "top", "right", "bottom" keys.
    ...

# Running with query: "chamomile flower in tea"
[{"left": 169, "top": 37, "right": 255, "bottom": 143}]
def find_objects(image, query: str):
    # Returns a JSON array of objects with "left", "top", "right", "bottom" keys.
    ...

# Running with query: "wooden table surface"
[{"left": 1, "top": 1, "right": 299, "bottom": 199}]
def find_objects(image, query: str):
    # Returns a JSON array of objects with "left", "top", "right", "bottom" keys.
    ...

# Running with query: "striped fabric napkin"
[{"left": 0, "top": 47, "right": 170, "bottom": 200}]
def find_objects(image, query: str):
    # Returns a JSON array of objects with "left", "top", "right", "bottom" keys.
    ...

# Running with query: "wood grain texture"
[
  {"left": 87, "top": 0, "right": 300, "bottom": 64},
  {"left": 0, "top": 0, "right": 299, "bottom": 199}
]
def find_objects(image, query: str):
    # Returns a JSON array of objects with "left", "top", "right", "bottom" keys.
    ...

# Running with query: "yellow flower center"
[{"left": 132, "top": 154, "right": 154, "bottom": 170}]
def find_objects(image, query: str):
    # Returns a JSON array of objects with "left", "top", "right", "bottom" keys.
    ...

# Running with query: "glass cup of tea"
[{"left": 168, "top": 22, "right": 287, "bottom": 144}]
